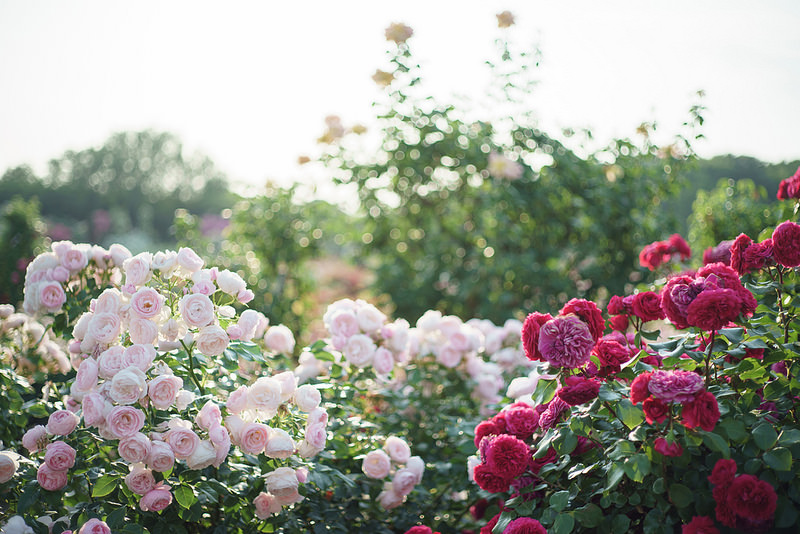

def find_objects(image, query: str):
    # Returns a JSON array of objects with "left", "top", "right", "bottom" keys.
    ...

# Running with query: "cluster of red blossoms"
[
  {"left": 731, "top": 219, "right": 800, "bottom": 276},
  {"left": 639, "top": 233, "right": 691, "bottom": 270},
  {"left": 776, "top": 165, "right": 800, "bottom": 201},
  {"left": 706, "top": 459, "right": 777, "bottom": 532},
  {"left": 630, "top": 370, "right": 720, "bottom": 440},
  {"left": 606, "top": 290, "right": 665, "bottom": 332}
]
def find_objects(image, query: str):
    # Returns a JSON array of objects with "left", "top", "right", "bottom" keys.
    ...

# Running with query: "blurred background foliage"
[{"left": 1, "top": 38, "right": 797, "bottom": 342}]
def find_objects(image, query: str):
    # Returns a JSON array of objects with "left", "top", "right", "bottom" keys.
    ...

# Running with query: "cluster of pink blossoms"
[
  {"left": 361, "top": 436, "right": 425, "bottom": 510},
  {"left": 323, "top": 298, "right": 410, "bottom": 375},
  {"left": 0, "top": 304, "right": 70, "bottom": 375}
]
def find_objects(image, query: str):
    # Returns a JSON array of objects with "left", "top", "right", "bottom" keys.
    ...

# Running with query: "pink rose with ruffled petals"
[
  {"left": 87, "top": 312, "right": 121, "bottom": 345},
  {"left": 362, "top": 450, "right": 391, "bottom": 479},
  {"left": 125, "top": 465, "right": 156, "bottom": 495},
  {"left": 123, "top": 344, "right": 156, "bottom": 372},
  {"left": 118, "top": 432, "right": 152, "bottom": 463},
  {"left": 177, "top": 247, "right": 204, "bottom": 273},
  {"left": 98, "top": 346, "right": 125, "bottom": 379},
  {"left": 139, "top": 483, "right": 173, "bottom": 512},
  {"left": 537, "top": 315, "right": 594, "bottom": 368},
  {"left": 73, "top": 357, "right": 99, "bottom": 394},
  {"left": 39, "top": 281, "right": 66, "bottom": 312},
  {"left": 148, "top": 374, "right": 183, "bottom": 410},
  {"left": 22, "top": 425, "right": 48, "bottom": 452},
  {"left": 253, "top": 492, "right": 282, "bottom": 519},
  {"left": 44, "top": 441, "right": 76, "bottom": 471},
  {"left": 130, "top": 287, "right": 162, "bottom": 319},
  {"left": 648, "top": 370, "right": 704, "bottom": 403},
  {"left": 226, "top": 385, "right": 248, "bottom": 414},
  {"left": 264, "top": 467, "right": 300, "bottom": 500},
  {"left": 165, "top": 427, "right": 200, "bottom": 459},
  {"left": 195, "top": 400, "right": 222, "bottom": 431},
  {"left": 264, "top": 428, "right": 295, "bottom": 459},
  {"left": 293, "top": 384, "right": 321, "bottom": 412},
  {"left": 195, "top": 325, "right": 229, "bottom": 356},
  {"left": 328, "top": 310, "right": 359, "bottom": 338},
  {"left": 385, "top": 436, "right": 411, "bottom": 463},
  {"left": 238, "top": 422, "right": 269, "bottom": 454},
  {"left": 37, "top": 463, "right": 68, "bottom": 491},
  {"left": 78, "top": 518, "right": 111, "bottom": 534},
  {"left": 47, "top": 409, "right": 80, "bottom": 436},
  {"left": 179, "top": 293, "right": 215, "bottom": 328},
  {"left": 109, "top": 367, "right": 147, "bottom": 405},
  {"left": 123, "top": 255, "right": 151, "bottom": 287},
  {"left": 147, "top": 441, "right": 175, "bottom": 473},
  {"left": 106, "top": 406, "right": 145, "bottom": 439},
  {"left": 129, "top": 318, "right": 158, "bottom": 345}
]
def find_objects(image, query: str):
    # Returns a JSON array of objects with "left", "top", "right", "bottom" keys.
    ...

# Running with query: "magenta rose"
[
  {"left": 474, "top": 420, "right": 504, "bottom": 448},
  {"left": 772, "top": 220, "right": 800, "bottom": 267},
  {"left": 703, "top": 240, "right": 733, "bottom": 266},
  {"left": 686, "top": 288, "right": 742, "bottom": 331},
  {"left": 682, "top": 515, "right": 719, "bottom": 534},
  {"left": 560, "top": 298, "right": 605, "bottom": 342},
  {"left": 482, "top": 434, "right": 530, "bottom": 478},
  {"left": 47, "top": 409, "right": 80, "bottom": 436},
  {"left": 558, "top": 376, "right": 600, "bottom": 406},
  {"left": 681, "top": 390, "right": 720, "bottom": 431},
  {"left": 537, "top": 315, "right": 594, "bottom": 368},
  {"left": 707, "top": 458, "right": 737, "bottom": 486},
  {"left": 503, "top": 406, "right": 540, "bottom": 439},
  {"left": 504, "top": 517, "right": 547, "bottom": 534},
  {"left": 37, "top": 463, "right": 69, "bottom": 491},
  {"left": 729, "top": 233, "right": 753, "bottom": 275},
  {"left": 640, "top": 240, "right": 670, "bottom": 270},
  {"left": 648, "top": 370, "right": 704, "bottom": 403},
  {"left": 521, "top": 312, "right": 552, "bottom": 362},
  {"left": 653, "top": 437, "right": 683, "bottom": 457},
  {"left": 631, "top": 291, "right": 666, "bottom": 322},
  {"left": 139, "top": 483, "right": 173, "bottom": 512},
  {"left": 44, "top": 441, "right": 76, "bottom": 471},
  {"left": 642, "top": 397, "right": 670, "bottom": 425},
  {"left": 472, "top": 463, "right": 512, "bottom": 494},
  {"left": 725, "top": 474, "right": 777, "bottom": 521},
  {"left": 538, "top": 397, "right": 569, "bottom": 430}
]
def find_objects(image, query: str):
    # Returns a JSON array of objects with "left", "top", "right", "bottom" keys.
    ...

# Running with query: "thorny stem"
[{"left": 180, "top": 339, "right": 205, "bottom": 396}]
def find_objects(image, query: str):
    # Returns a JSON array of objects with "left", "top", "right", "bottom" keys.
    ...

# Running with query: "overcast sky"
[{"left": 1, "top": 1, "right": 798, "bottom": 199}]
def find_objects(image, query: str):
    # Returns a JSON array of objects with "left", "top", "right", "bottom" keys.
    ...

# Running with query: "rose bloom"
[
  {"left": 264, "top": 466, "right": 301, "bottom": 500},
  {"left": 264, "top": 428, "right": 295, "bottom": 459},
  {"left": 378, "top": 486, "right": 405, "bottom": 510},
  {"left": 593, "top": 338, "right": 633, "bottom": 375},
  {"left": 87, "top": 312, "right": 122, "bottom": 345},
  {"left": 630, "top": 371, "right": 653, "bottom": 404},
  {"left": 344, "top": 333, "right": 376, "bottom": 368},
  {"left": 226, "top": 385, "right": 248, "bottom": 414},
  {"left": 0, "top": 451, "right": 19, "bottom": 483},
  {"left": 125, "top": 466, "right": 156, "bottom": 495},
  {"left": 686, "top": 288, "right": 743, "bottom": 331},
  {"left": 648, "top": 370, "right": 704, "bottom": 404},
  {"left": 139, "top": 483, "right": 173, "bottom": 512},
  {"left": 504, "top": 518, "right": 547, "bottom": 534},
  {"left": 38, "top": 281, "right": 67, "bottom": 312},
  {"left": 473, "top": 420, "right": 503, "bottom": 448},
  {"left": 44, "top": 441, "right": 76, "bottom": 471},
  {"left": 195, "top": 400, "right": 222, "bottom": 430},
  {"left": 436, "top": 343, "right": 462, "bottom": 368},
  {"left": 47, "top": 409, "right": 80, "bottom": 436},
  {"left": 391, "top": 468, "right": 418, "bottom": 496},
  {"left": 195, "top": 325, "right": 229, "bottom": 356},
  {"left": 539, "top": 397, "right": 570, "bottom": 430},
  {"left": 771, "top": 220, "right": 800, "bottom": 267},
  {"left": 22, "top": 425, "right": 48, "bottom": 452},
  {"left": 122, "top": 344, "right": 156, "bottom": 372},
  {"left": 681, "top": 390, "right": 720, "bottom": 432},
  {"left": 293, "top": 384, "right": 321, "bottom": 412},
  {"left": 681, "top": 515, "right": 719, "bottom": 534},
  {"left": 129, "top": 318, "right": 158, "bottom": 345},
  {"left": 186, "top": 440, "right": 217, "bottom": 470},
  {"left": 385, "top": 436, "right": 411, "bottom": 463},
  {"left": 247, "top": 376, "right": 282, "bottom": 416},
  {"left": 37, "top": 463, "right": 69, "bottom": 491},
  {"left": 147, "top": 441, "right": 175, "bottom": 473},
  {"left": 118, "top": 433, "right": 152, "bottom": 464},
  {"left": 177, "top": 247, "right": 204, "bottom": 273},
  {"left": 642, "top": 397, "right": 670, "bottom": 425},
  {"left": 130, "top": 287, "right": 162, "bottom": 319},
  {"left": 537, "top": 315, "right": 594, "bottom": 368},
  {"left": 557, "top": 376, "right": 600, "bottom": 406},
  {"left": 356, "top": 302, "right": 386, "bottom": 332},
  {"left": 165, "top": 427, "right": 200, "bottom": 459},
  {"left": 253, "top": 492, "right": 282, "bottom": 519},
  {"left": 373, "top": 346, "right": 395, "bottom": 375},
  {"left": 148, "top": 374, "right": 183, "bottom": 410},
  {"left": 472, "top": 463, "right": 512, "bottom": 494},
  {"left": 725, "top": 474, "right": 777, "bottom": 521},
  {"left": 303, "top": 422, "right": 327, "bottom": 451},
  {"left": 264, "top": 324, "right": 296, "bottom": 354},
  {"left": 405, "top": 528, "right": 433, "bottom": 534},
  {"left": 660, "top": 275, "right": 700, "bottom": 329},
  {"left": 123, "top": 254, "right": 152, "bottom": 286},
  {"left": 272, "top": 370, "right": 297, "bottom": 402},
  {"left": 653, "top": 437, "right": 683, "bottom": 457},
  {"left": 482, "top": 434, "right": 530, "bottom": 478},
  {"left": 238, "top": 422, "right": 270, "bottom": 454},
  {"left": 216, "top": 269, "right": 247, "bottom": 295},
  {"left": 363, "top": 449, "right": 392, "bottom": 479},
  {"left": 708, "top": 458, "right": 737, "bottom": 486},
  {"left": 110, "top": 366, "right": 148, "bottom": 405},
  {"left": 73, "top": 357, "right": 99, "bottom": 395},
  {"left": 78, "top": 518, "right": 111, "bottom": 534},
  {"left": 560, "top": 298, "right": 605, "bottom": 342},
  {"left": 98, "top": 346, "right": 125, "bottom": 379},
  {"left": 631, "top": 291, "right": 666, "bottom": 322},
  {"left": 179, "top": 293, "right": 215, "bottom": 328},
  {"left": 106, "top": 406, "right": 145, "bottom": 439},
  {"left": 503, "top": 406, "right": 539, "bottom": 439},
  {"left": 327, "top": 309, "right": 359, "bottom": 338}
]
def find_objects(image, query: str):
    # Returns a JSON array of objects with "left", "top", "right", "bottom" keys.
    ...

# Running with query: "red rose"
[
  {"left": 474, "top": 420, "right": 503, "bottom": 448},
  {"left": 697, "top": 262, "right": 741, "bottom": 289},
  {"left": 557, "top": 376, "right": 600, "bottom": 406},
  {"left": 725, "top": 474, "right": 777, "bottom": 521},
  {"left": 771, "top": 220, "right": 800, "bottom": 267},
  {"left": 707, "top": 458, "right": 737, "bottom": 486},
  {"left": 630, "top": 371, "right": 653, "bottom": 404},
  {"left": 593, "top": 338, "right": 633, "bottom": 375},
  {"left": 668, "top": 234, "right": 692, "bottom": 260},
  {"left": 481, "top": 513, "right": 502, "bottom": 534},
  {"left": 713, "top": 484, "right": 736, "bottom": 528},
  {"left": 404, "top": 527, "right": 434, "bottom": 534},
  {"left": 504, "top": 517, "right": 547, "bottom": 534},
  {"left": 473, "top": 463, "right": 512, "bottom": 494},
  {"left": 729, "top": 234, "right": 753, "bottom": 275},
  {"left": 607, "top": 295, "right": 626, "bottom": 315},
  {"left": 609, "top": 314, "right": 629, "bottom": 332},
  {"left": 653, "top": 437, "right": 683, "bottom": 457},
  {"left": 681, "top": 390, "right": 720, "bottom": 431},
  {"left": 660, "top": 275, "right": 697, "bottom": 329},
  {"left": 632, "top": 291, "right": 666, "bottom": 322},
  {"left": 640, "top": 240, "right": 670, "bottom": 270},
  {"left": 538, "top": 397, "right": 569, "bottom": 430},
  {"left": 521, "top": 312, "right": 552, "bottom": 361},
  {"left": 483, "top": 434, "right": 530, "bottom": 478},
  {"left": 686, "top": 288, "right": 743, "bottom": 331},
  {"left": 681, "top": 515, "right": 719, "bottom": 534},
  {"left": 642, "top": 397, "right": 669, "bottom": 424},
  {"left": 504, "top": 406, "right": 539, "bottom": 440},
  {"left": 560, "top": 298, "right": 605, "bottom": 342}
]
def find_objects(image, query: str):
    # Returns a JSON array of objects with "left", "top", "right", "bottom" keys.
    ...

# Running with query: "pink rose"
[
  {"left": 302, "top": 423, "right": 327, "bottom": 453},
  {"left": 165, "top": 426, "right": 200, "bottom": 459},
  {"left": 109, "top": 367, "right": 147, "bottom": 405},
  {"left": 293, "top": 384, "right": 321, "bottom": 412},
  {"left": 37, "top": 463, "right": 68, "bottom": 491},
  {"left": 362, "top": 450, "right": 392, "bottom": 479},
  {"left": 60, "top": 247, "right": 88, "bottom": 273},
  {"left": 129, "top": 318, "right": 158, "bottom": 345},
  {"left": 391, "top": 468, "right": 417, "bottom": 496},
  {"left": 239, "top": 422, "right": 270, "bottom": 455},
  {"left": 253, "top": 492, "right": 282, "bottom": 519},
  {"left": 195, "top": 325, "right": 229, "bottom": 356},
  {"left": 356, "top": 303, "right": 386, "bottom": 332},
  {"left": 109, "top": 243, "right": 132, "bottom": 266},
  {"left": 216, "top": 269, "right": 246, "bottom": 295},
  {"left": 73, "top": 357, "right": 99, "bottom": 394},
  {"left": 236, "top": 310, "right": 261, "bottom": 342},
  {"left": 328, "top": 310, "right": 359, "bottom": 338},
  {"left": 226, "top": 385, "right": 248, "bottom": 414},
  {"left": 82, "top": 392, "right": 109, "bottom": 427},
  {"left": 378, "top": 487, "right": 404, "bottom": 510},
  {"left": 130, "top": 287, "right": 163, "bottom": 319},
  {"left": 344, "top": 334, "right": 376, "bottom": 368},
  {"left": 98, "top": 346, "right": 125, "bottom": 379},
  {"left": 47, "top": 409, "right": 80, "bottom": 436},
  {"left": 264, "top": 428, "right": 295, "bottom": 459},
  {"left": 195, "top": 400, "right": 222, "bottom": 431},
  {"left": 384, "top": 436, "right": 411, "bottom": 463},
  {"left": 44, "top": 441, "right": 76, "bottom": 471},
  {"left": 373, "top": 347, "right": 395, "bottom": 375},
  {"left": 123, "top": 254, "right": 152, "bottom": 286},
  {"left": 93, "top": 289, "right": 121, "bottom": 314},
  {"left": 247, "top": 377, "right": 282, "bottom": 417},
  {"left": 118, "top": 433, "right": 152, "bottom": 463},
  {"left": 186, "top": 440, "right": 217, "bottom": 470},
  {"left": 147, "top": 374, "right": 183, "bottom": 410},
  {"left": 122, "top": 344, "right": 156, "bottom": 372},
  {"left": 209, "top": 425, "right": 231, "bottom": 467},
  {"left": 0, "top": 451, "right": 19, "bottom": 483},
  {"left": 436, "top": 343, "right": 462, "bottom": 368},
  {"left": 179, "top": 293, "right": 215, "bottom": 328},
  {"left": 237, "top": 289, "right": 254, "bottom": 304},
  {"left": 125, "top": 466, "right": 156, "bottom": 495},
  {"left": 39, "top": 281, "right": 66, "bottom": 312},
  {"left": 106, "top": 406, "right": 145, "bottom": 439},
  {"left": 147, "top": 441, "right": 175, "bottom": 473},
  {"left": 406, "top": 456, "right": 424, "bottom": 484},
  {"left": 22, "top": 425, "right": 48, "bottom": 452},
  {"left": 78, "top": 518, "right": 111, "bottom": 534},
  {"left": 139, "top": 483, "right": 173, "bottom": 512},
  {"left": 307, "top": 407, "right": 328, "bottom": 427},
  {"left": 177, "top": 247, "right": 204, "bottom": 273},
  {"left": 87, "top": 312, "right": 122, "bottom": 345},
  {"left": 264, "top": 325, "right": 295, "bottom": 354},
  {"left": 264, "top": 467, "right": 300, "bottom": 500},
  {"left": 273, "top": 371, "right": 297, "bottom": 402}
]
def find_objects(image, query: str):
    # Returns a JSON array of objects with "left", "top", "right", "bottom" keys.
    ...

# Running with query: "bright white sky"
[{"left": 1, "top": 1, "right": 798, "bottom": 200}]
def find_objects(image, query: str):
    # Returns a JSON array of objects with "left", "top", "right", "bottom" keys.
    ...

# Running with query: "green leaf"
[
  {"left": 623, "top": 453, "right": 651, "bottom": 482},
  {"left": 719, "top": 327, "right": 744, "bottom": 343},
  {"left": 615, "top": 399, "right": 645, "bottom": 429},
  {"left": 92, "top": 475, "right": 118, "bottom": 498},
  {"left": 549, "top": 490, "right": 570, "bottom": 512},
  {"left": 753, "top": 423, "right": 778, "bottom": 450},
  {"left": 740, "top": 366, "right": 766, "bottom": 381},
  {"left": 668, "top": 483, "right": 693, "bottom": 508},
  {"left": 720, "top": 419, "right": 748, "bottom": 442},
  {"left": 763, "top": 379, "right": 789, "bottom": 400},
  {"left": 775, "top": 497, "right": 799, "bottom": 528},
  {"left": 175, "top": 485, "right": 197, "bottom": 509},
  {"left": 18, "top": 484, "right": 39, "bottom": 512},
  {"left": 106, "top": 505, "right": 128, "bottom": 529},
  {"left": 492, "top": 511, "right": 513, "bottom": 534},
  {"left": 532, "top": 378, "right": 558, "bottom": 405},
  {"left": 778, "top": 428, "right": 800, "bottom": 445},
  {"left": 606, "top": 463, "right": 625, "bottom": 491},
  {"left": 555, "top": 430, "right": 578, "bottom": 455},
  {"left": 611, "top": 515, "right": 631, "bottom": 533},
  {"left": 763, "top": 447, "right": 792, "bottom": 471},
  {"left": 552, "top": 513, "right": 575, "bottom": 534},
  {"left": 573, "top": 504, "right": 602, "bottom": 528},
  {"left": 702, "top": 432, "right": 730, "bottom": 458}
]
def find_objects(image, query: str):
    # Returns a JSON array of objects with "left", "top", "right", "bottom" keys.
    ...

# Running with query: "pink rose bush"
[
  {"left": 360, "top": 436, "right": 425, "bottom": 510},
  {"left": 0, "top": 306, "right": 70, "bottom": 378}
]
